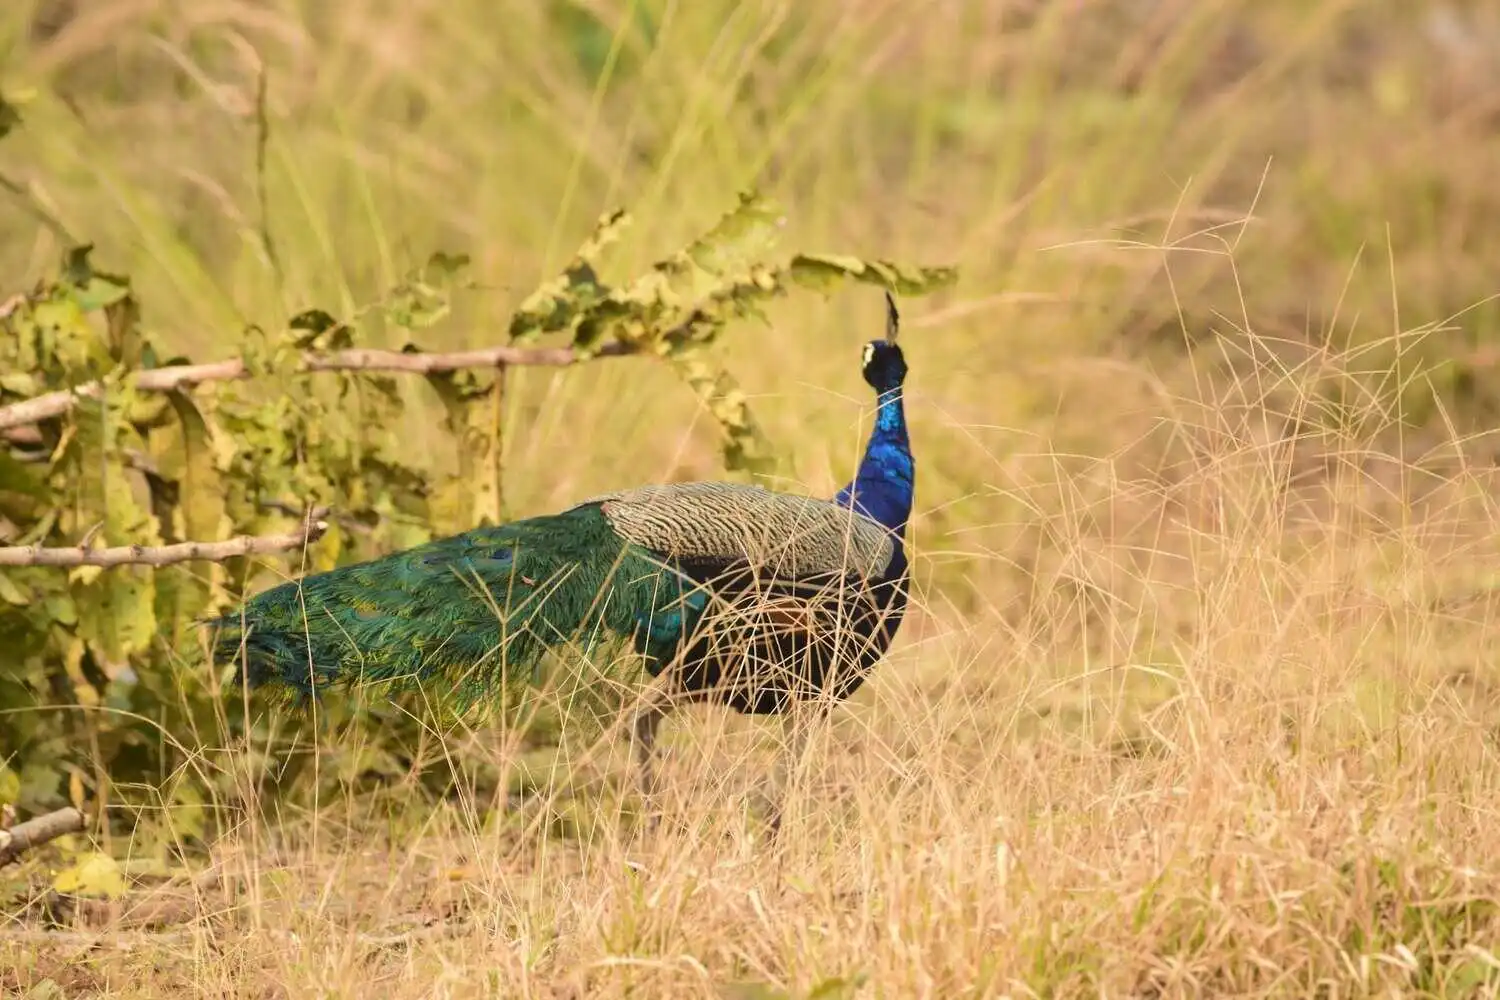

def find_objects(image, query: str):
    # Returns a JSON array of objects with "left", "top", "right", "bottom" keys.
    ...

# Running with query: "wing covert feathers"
[{"left": 581, "top": 481, "right": 895, "bottom": 580}]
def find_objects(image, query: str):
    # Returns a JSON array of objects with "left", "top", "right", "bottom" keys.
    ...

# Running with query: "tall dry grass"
[{"left": 5, "top": 0, "right": 1500, "bottom": 995}]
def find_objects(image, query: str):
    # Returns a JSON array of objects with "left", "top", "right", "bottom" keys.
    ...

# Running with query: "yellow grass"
[{"left": 6, "top": 0, "right": 1500, "bottom": 995}]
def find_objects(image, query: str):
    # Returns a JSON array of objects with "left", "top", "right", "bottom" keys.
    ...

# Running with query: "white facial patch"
[{"left": 862, "top": 343, "right": 875, "bottom": 367}]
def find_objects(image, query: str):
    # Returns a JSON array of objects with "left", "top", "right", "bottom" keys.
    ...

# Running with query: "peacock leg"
[
  {"left": 765, "top": 700, "right": 830, "bottom": 840},
  {"left": 632, "top": 700, "right": 669, "bottom": 831}
]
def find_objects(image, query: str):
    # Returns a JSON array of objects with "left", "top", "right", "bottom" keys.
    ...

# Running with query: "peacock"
[{"left": 209, "top": 293, "right": 914, "bottom": 830}]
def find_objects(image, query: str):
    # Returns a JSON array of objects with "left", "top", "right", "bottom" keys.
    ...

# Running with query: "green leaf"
[
  {"left": 60, "top": 245, "right": 132, "bottom": 312},
  {"left": 62, "top": 383, "right": 161, "bottom": 665},
  {"left": 380, "top": 250, "right": 474, "bottom": 332},
  {"left": 104, "top": 288, "right": 144, "bottom": 368},
  {"left": 27, "top": 295, "right": 111, "bottom": 378},
  {"left": 150, "top": 391, "right": 229, "bottom": 636},
  {"left": 0, "top": 371, "right": 39, "bottom": 396},
  {"left": 76, "top": 569, "right": 157, "bottom": 665},
  {"left": 508, "top": 208, "right": 627, "bottom": 344},
  {"left": 788, "top": 252, "right": 958, "bottom": 295},
  {"left": 164, "top": 390, "right": 229, "bottom": 540},
  {"left": 806, "top": 974, "right": 867, "bottom": 1000},
  {"left": 660, "top": 190, "right": 786, "bottom": 291},
  {"left": 0, "top": 574, "right": 28, "bottom": 606},
  {"left": 287, "top": 308, "right": 352, "bottom": 349},
  {"left": 669, "top": 348, "right": 777, "bottom": 478},
  {"left": 0, "top": 765, "right": 20, "bottom": 805},
  {"left": 0, "top": 449, "right": 51, "bottom": 514},
  {"left": 52, "top": 851, "right": 127, "bottom": 900}
]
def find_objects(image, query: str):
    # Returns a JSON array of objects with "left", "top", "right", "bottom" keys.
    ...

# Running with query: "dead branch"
[
  {"left": 0, "top": 513, "right": 329, "bottom": 569},
  {"left": 303, "top": 340, "right": 635, "bottom": 374},
  {"left": 0, "top": 807, "right": 85, "bottom": 866},
  {"left": 0, "top": 341, "right": 637, "bottom": 431}
]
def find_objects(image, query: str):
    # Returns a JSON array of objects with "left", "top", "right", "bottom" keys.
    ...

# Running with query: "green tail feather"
[{"left": 207, "top": 503, "right": 703, "bottom": 708}]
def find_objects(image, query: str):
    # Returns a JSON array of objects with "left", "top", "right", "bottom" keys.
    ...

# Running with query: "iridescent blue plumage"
[{"left": 836, "top": 386, "right": 912, "bottom": 571}]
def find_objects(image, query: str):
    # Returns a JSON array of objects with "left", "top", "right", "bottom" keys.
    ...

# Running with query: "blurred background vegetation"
[{"left": 3, "top": 0, "right": 1500, "bottom": 837}]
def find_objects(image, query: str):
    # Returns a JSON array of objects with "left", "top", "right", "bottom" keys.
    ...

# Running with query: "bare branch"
[
  {"left": 0, "top": 514, "right": 329, "bottom": 569},
  {"left": 301, "top": 340, "right": 634, "bottom": 374},
  {"left": 0, "top": 385, "right": 99, "bottom": 431},
  {"left": 136, "top": 359, "right": 252, "bottom": 390},
  {"left": 0, "top": 342, "right": 638, "bottom": 431},
  {"left": 0, "top": 807, "right": 85, "bottom": 866}
]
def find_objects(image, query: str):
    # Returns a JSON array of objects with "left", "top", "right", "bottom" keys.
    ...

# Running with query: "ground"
[{"left": 5, "top": 0, "right": 1500, "bottom": 996}]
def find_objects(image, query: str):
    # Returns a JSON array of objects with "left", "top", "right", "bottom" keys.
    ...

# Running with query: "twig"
[
  {"left": 0, "top": 514, "right": 328, "bottom": 568},
  {"left": 77, "top": 521, "right": 105, "bottom": 551},
  {"left": 0, "top": 807, "right": 85, "bottom": 866},
  {"left": 259, "top": 499, "right": 374, "bottom": 535},
  {"left": 0, "top": 342, "right": 637, "bottom": 431}
]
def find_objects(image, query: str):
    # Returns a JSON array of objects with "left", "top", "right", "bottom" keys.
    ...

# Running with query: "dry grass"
[{"left": 6, "top": 0, "right": 1500, "bottom": 995}]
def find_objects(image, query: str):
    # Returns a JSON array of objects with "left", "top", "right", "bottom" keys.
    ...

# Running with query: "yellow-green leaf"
[
  {"left": 788, "top": 252, "right": 959, "bottom": 295},
  {"left": 669, "top": 348, "right": 777, "bottom": 479},
  {"left": 165, "top": 390, "right": 229, "bottom": 540},
  {"left": 0, "top": 574, "right": 27, "bottom": 606},
  {"left": 52, "top": 851, "right": 126, "bottom": 900},
  {"left": 76, "top": 568, "right": 157, "bottom": 664}
]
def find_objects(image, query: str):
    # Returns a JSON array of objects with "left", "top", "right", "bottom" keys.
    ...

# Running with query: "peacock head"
[{"left": 860, "top": 291, "right": 908, "bottom": 392}]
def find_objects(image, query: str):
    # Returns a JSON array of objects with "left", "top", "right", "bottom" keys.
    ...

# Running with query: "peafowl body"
[{"left": 211, "top": 297, "right": 914, "bottom": 821}]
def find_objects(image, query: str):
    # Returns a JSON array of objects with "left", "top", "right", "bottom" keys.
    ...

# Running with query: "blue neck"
[{"left": 834, "top": 386, "right": 914, "bottom": 553}]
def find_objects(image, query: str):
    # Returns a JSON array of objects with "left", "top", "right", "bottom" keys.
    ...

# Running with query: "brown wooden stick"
[
  {"left": 302, "top": 340, "right": 635, "bottom": 373},
  {"left": 0, "top": 517, "right": 328, "bottom": 569},
  {"left": 0, "top": 807, "right": 85, "bottom": 866},
  {"left": 0, "top": 341, "right": 637, "bottom": 431}
]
